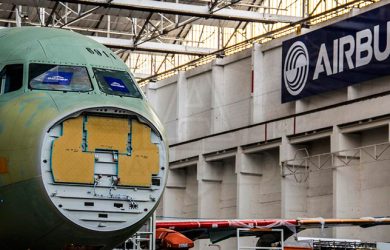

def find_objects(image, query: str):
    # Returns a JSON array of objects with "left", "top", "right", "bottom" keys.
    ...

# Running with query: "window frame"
[
  {"left": 0, "top": 66, "right": 3, "bottom": 95},
  {"left": 0, "top": 64, "right": 24, "bottom": 96},
  {"left": 28, "top": 63, "right": 94, "bottom": 93},
  {"left": 0, "top": 73, "right": 5, "bottom": 95},
  {"left": 92, "top": 67, "right": 142, "bottom": 99}
]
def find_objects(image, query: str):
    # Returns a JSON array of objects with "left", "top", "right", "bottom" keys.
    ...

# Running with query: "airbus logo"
[
  {"left": 283, "top": 41, "right": 309, "bottom": 96},
  {"left": 282, "top": 5, "right": 390, "bottom": 103}
]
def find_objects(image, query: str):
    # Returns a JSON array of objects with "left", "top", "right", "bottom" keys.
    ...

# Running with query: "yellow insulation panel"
[
  {"left": 86, "top": 116, "right": 129, "bottom": 153},
  {"left": 52, "top": 117, "right": 94, "bottom": 184},
  {"left": 118, "top": 157, "right": 153, "bottom": 187},
  {"left": 51, "top": 116, "right": 159, "bottom": 186},
  {"left": 118, "top": 120, "right": 159, "bottom": 187},
  {"left": 52, "top": 151, "right": 94, "bottom": 183}
]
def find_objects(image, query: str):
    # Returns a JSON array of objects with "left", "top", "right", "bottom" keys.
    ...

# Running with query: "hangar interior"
[
  {"left": 1, "top": 0, "right": 390, "bottom": 249},
  {"left": 140, "top": 1, "right": 390, "bottom": 248},
  {"left": 146, "top": 36, "right": 390, "bottom": 249}
]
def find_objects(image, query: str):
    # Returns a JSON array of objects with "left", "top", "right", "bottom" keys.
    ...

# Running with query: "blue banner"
[{"left": 282, "top": 4, "right": 390, "bottom": 102}]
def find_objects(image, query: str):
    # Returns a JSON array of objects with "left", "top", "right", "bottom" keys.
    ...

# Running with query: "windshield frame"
[
  {"left": 92, "top": 67, "right": 142, "bottom": 99},
  {"left": 28, "top": 63, "right": 94, "bottom": 92}
]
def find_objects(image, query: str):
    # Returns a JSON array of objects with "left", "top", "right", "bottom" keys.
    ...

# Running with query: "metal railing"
[
  {"left": 281, "top": 141, "right": 390, "bottom": 183},
  {"left": 122, "top": 213, "right": 156, "bottom": 250}
]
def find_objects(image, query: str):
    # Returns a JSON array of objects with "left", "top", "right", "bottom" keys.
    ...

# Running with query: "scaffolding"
[{"left": 120, "top": 213, "right": 156, "bottom": 250}]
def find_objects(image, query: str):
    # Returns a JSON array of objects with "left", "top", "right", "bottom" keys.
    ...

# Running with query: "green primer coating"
[{"left": 0, "top": 27, "right": 167, "bottom": 250}]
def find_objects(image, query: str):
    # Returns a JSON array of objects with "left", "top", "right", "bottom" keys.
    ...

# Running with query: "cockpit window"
[
  {"left": 0, "top": 64, "right": 23, "bottom": 95},
  {"left": 92, "top": 68, "right": 142, "bottom": 98},
  {"left": 29, "top": 64, "right": 92, "bottom": 92}
]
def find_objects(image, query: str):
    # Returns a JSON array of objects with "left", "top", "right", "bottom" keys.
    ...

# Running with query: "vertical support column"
[
  {"left": 236, "top": 147, "right": 262, "bottom": 219},
  {"left": 39, "top": 8, "right": 45, "bottom": 26},
  {"left": 347, "top": 85, "right": 360, "bottom": 100},
  {"left": 197, "top": 154, "right": 207, "bottom": 220},
  {"left": 251, "top": 43, "right": 265, "bottom": 124},
  {"left": 388, "top": 122, "right": 390, "bottom": 142},
  {"left": 236, "top": 147, "right": 248, "bottom": 218},
  {"left": 195, "top": 155, "right": 231, "bottom": 249},
  {"left": 197, "top": 154, "right": 222, "bottom": 219},
  {"left": 163, "top": 168, "right": 186, "bottom": 218},
  {"left": 217, "top": 22, "right": 222, "bottom": 50},
  {"left": 211, "top": 58, "right": 225, "bottom": 133},
  {"left": 195, "top": 156, "right": 206, "bottom": 250},
  {"left": 280, "top": 136, "right": 307, "bottom": 218},
  {"left": 177, "top": 71, "right": 188, "bottom": 142},
  {"left": 295, "top": 100, "right": 307, "bottom": 113},
  {"left": 145, "top": 82, "right": 158, "bottom": 107},
  {"left": 302, "top": 0, "right": 307, "bottom": 18},
  {"left": 15, "top": 6, "right": 22, "bottom": 27},
  {"left": 332, "top": 126, "right": 361, "bottom": 238},
  {"left": 107, "top": 15, "right": 111, "bottom": 38},
  {"left": 64, "top": 3, "right": 69, "bottom": 23}
]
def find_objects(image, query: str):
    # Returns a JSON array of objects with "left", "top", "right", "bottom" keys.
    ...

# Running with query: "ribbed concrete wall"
[{"left": 145, "top": 6, "right": 390, "bottom": 248}]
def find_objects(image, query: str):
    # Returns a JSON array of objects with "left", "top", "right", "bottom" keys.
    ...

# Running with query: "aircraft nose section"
[{"left": 40, "top": 107, "right": 167, "bottom": 231}]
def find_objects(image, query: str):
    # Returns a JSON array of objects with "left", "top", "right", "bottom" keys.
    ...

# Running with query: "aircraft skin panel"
[{"left": 0, "top": 93, "right": 59, "bottom": 187}]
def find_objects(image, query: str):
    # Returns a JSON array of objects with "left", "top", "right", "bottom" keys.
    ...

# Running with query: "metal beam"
[
  {"left": 138, "top": 0, "right": 368, "bottom": 85},
  {"left": 89, "top": 36, "right": 215, "bottom": 55},
  {"left": 74, "top": 0, "right": 300, "bottom": 23},
  {"left": 208, "top": 0, "right": 221, "bottom": 12},
  {"left": 4, "top": 5, "right": 15, "bottom": 27},
  {"left": 133, "top": 72, "right": 151, "bottom": 79},
  {"left": 60, "top": 5, "right": 101, "bottom": 27},
  {"left": 224, "top": 0, "right": 257, "bottom": 48},
  {"left": 45, "top": 1, "right": 59, "bottom": 27},
  {"left": 11, "top": 0, "right": 301, "bottom": 23},
  {"left": 92, "top": 14, "right": 105, "bottom": 35},
  {"left": 133, "top": 12, "right": 153, "bottom": 44},
  {"left": 1, "top": 0, "right": 275, "bottom": 28}
]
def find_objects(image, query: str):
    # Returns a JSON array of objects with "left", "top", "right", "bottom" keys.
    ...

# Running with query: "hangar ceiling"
[{"left": 0, "top": 0, "right": 379, "bottom": 84}]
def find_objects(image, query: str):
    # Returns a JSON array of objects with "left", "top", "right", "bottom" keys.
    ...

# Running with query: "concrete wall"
[
  {"left": 237, "top": 148, "right": 281, "bottom": 219},
  {"left": 146, "top": 4, "right": 390, "bottom": 247},
  {"left": 214, "top": 57, "right": 252, "bottom": 133},
  {"left": 163, "top": 165, "right": 198, "bottom": 218},
  {"left": 333, "top": 125, "right": 390, "bottom": 241},
  {"left": 283, "top": 137, "right": 333, "bottom": 237}
]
